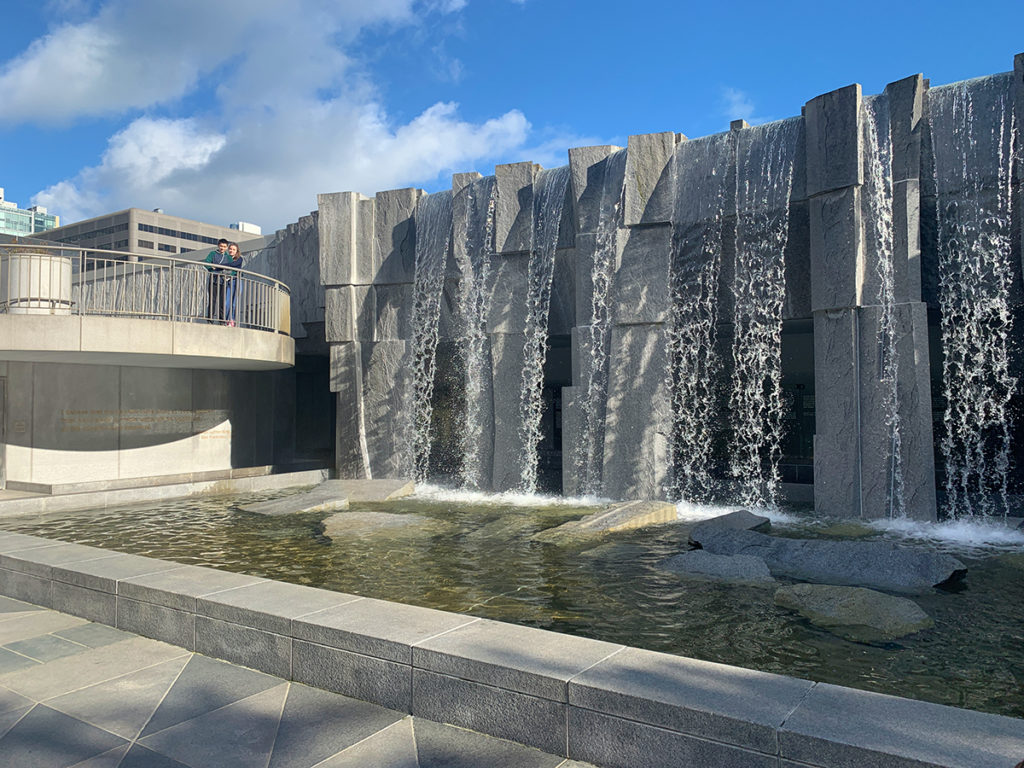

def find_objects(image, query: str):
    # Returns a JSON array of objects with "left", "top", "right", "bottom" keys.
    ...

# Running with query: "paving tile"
[
  {"left": 54, "top": 623, "right": 134, "bottom": 649},
  {"left": 267, "top": 683, "right": 404, "bottom": 768},
  {"left": 140, "top": 653, "right": 280, "bottom": 737},
  {"left": 117, "top": 743, "right": 192, "bottom": 768},
  {"left": 47, "top": 656, "right": 191, "bottom": 740},
  {"left": 5, "top": 633, "right": 90, "bottom": 663},
  {"left": 67, "top": 744, "right": 130, "bottom": 768},
  {"left": 140, "top": 683, "right": 288, "bottom": 768},
  {"left": 0, "top": 595, "right": 40, "bottom": 614},
  {"left": 315, "top": 717, "right": 418, "bottom": 768},
  {"left": 0, "top": 609, "right": 87, "bottom": 645},
  {"left": 0, "top": 703, "right": 127, "bottom": 768},
  {"left": 0, "top": 703, "right": 31, "bottom": 739},
  {"left": 197, "top": 579, "right": 360, "bottom": 634},
  {"left": 52, "top": 554, "right": 185, "bottom": 594},
  {"left": 0, "top": 683, "right": 35, "bottom": 714},
  {"left": 0, "top": 532, "right": 54, "bottom": 554},
  {"left": 0, "top": 543, "right": 121, "bottom": 578},
  {"left": 1, "top": 636, "right": 188, "bottom": 701},
  {"left": 0, "top": 646, "right": 41, "bottom": 675},
  {"left": 118, "top": 566, "right": 266, "bottom": 611},
  {"left": 414, "top": 717, "right": 567, "bottom": 768}
]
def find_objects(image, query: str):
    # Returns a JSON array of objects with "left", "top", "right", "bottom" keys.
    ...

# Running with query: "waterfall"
[
  {"left": 666, "top": 133, "right": 732, "bottom": 502},
  {"left": 729, "top": 118, "right": 800, "bottom": 508},
  {"left": 407, "top": 190, "right": 454, "bottom": 483},
  {"left": 576, "top": 150, "right": 626, "bottom": 495},
  {"left": 862, "top": 94, "right": 905, "bottom": 518},
  {"left": 455, "top": 176, "right": 497, "bottom": 489},
  {"left": 930, "top": 74, "right": 1017, "bottom": 518},
  {"left": 517, "top": 165, "right": 571, "bottom": 493}
]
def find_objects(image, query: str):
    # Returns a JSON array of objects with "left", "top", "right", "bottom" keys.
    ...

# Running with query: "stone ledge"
[{"left": 0, "top": 531, "right": 1021, "bottom": 768}]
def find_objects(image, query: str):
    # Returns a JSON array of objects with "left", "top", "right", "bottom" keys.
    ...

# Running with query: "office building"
[{"left": 0, "top": 188, "right": 59, "bottom": 236}]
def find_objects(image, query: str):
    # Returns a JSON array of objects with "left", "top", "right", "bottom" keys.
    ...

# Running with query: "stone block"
[
  {"left": 813, "top": 308, "right": 860, "bottom": 519},
  {"left": 549, "top": 247, "right": 576, "bottom": 336},
  {"left": 561, "top": 385, "right": 583, "bottom": 497},
  {"left": 484, "top": 253, "right": 530, "bottom": 334},
  {"left": 488, "top": 332, "right": 527, "bottom": 491},
  {"left": 495, "top": 162, "right": 537, "bottom": 254},
  {"left": 783, "top": 199, "right": 812, "bottom": 319},
  {"left": 624, "top": 132, "right": 678, "bottom": 226},
  {"left": 51, "top": 582, "right": 116, "bottom": 625},
  {"left": 372, "top": 283, "right": 413, "bottom": 341},
  {"left": 412, "top": 619, "right": 623, "bottom": 701},
  {"left": 325, "top": 285, "right": 374, "bottom": 342},
  {"left": 330, "top": 342, "right": 371, "bottom": 478},
  {"left": 317, "top": 191, "right": 373, "bottom": 286},
  {"left": 569, "top": 146, "right": 625, "bottom": 235},
  {"left": 412, "top": 669, "right": 567, "bottom": 756},
  {"left": 195, "top": 616, "right": 291, "bottom": 678},
  {"left": 601, "top": 325, "right": 670, "bottom": 500},
  {"left": 1017, "top": 53, "right": 1024, "bottom": 183},
  {"left": 374, "top": 188, "right": 422, "bottom": 284},
  {"left": 360, "top": 340, "right": 411, "bottom": 478},
  {"left": 51, "top": 554, "right": 183, "bottom": 594},
  {"left": 613, "top": 224, "right": 672, "bottom": 324},
  {"left": 891, "top": 179, "right": 922, "bottom": 303},
  {"left": 0, "top": 532, "right": 52, "bottom": 553},
  {"left": 0, "top": 542, "right": 116, "bottom": 579},
  {"left": 568, "top": 708, "right": 778, "bottom": 768},
  {"left": 0, "top": 567, "right": 52, "bottom": 607},
  {"left": 116, "top": 596, "right": 194, "bottom": 649},
  {"left": 569, "top": 646, "right": 812, "bottom": 754},
  {"left": 809, "top": 185, "right": 863, "bottom": 311},
  {"left": 885, "top": 74, "right": 925, "bottom": 183},
  {"left": 292, "top": 639, "right": 411, "bottom": 712},
  {"left": 780, "top": 682, "right": 1024, "bottom": 768},
  {"left": 291, "top": 597, "right": 476, "bottom": 664},
  {"left": 805, "top": 83, "right": 862, "bottom": 196},
  {"left": 117, "top": 565, "right": 265, "bottom": 612},
  {"left": 196, "top": 580, "right": 359, "bottom": 635}
]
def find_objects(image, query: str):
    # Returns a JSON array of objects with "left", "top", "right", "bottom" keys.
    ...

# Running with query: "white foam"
[
  {"left": 868, "top": 516, "right": 1024, "bottom": 551},
  {"left": 674, "top": 500, "right": 799, "bottom": 525},
  {"left": 413, "top": 483, "right": 609, "bottom": 509}
]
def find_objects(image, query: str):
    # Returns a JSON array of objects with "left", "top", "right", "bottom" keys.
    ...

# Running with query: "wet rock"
[
  {"left": 660, "top": 550, "right": 775, "bottom": 585},
  {"left": 532, "top": 500, "right": 676, "bottom": 542},
  {"left": 240, "top": 479, "right": 413, "bottom": 515},
  {"left": 817, "top": 521, "right": 876, "bottom": 539},
  {"left": 687, "top": 509, "right": 771, "bottom": 535},
  {"left": 317, "top": 479, "right": 414, "bottom": 502},
  {"left": 690, "top": 526, "right": 967, "bottom": 594},
  {"left": 775, "top": 583, "right": 934, "bottom": 642},
  {"left": 322, "top": 511, "right": 436, "bottom": 540}
]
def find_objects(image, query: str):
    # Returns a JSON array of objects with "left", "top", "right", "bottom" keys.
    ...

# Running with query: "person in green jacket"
[
  {"left": 223, "top": 242, "right": 244, "bottom": 326},
  {"left": 204, "top": 239, "right": 230, "bottom": 321}
]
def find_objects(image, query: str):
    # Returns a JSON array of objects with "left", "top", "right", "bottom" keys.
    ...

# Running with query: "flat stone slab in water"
[
  {"left": 774, "top": 583, "right": 934, "bottom": 642},
  {"left": 240, "top": 479, "right": 414, "bottom": 516},
  {"left": 689, "top": 509, "right": 771, "bottom": 533},
  {"left": 534, "top": 500, "right": 677, "bottom": 542},
  {"left": 690, "top": 526, "right": 967, "bottom": 594},
  {"left": 660, "top": 550, "right": 775, "bottom": 585}
]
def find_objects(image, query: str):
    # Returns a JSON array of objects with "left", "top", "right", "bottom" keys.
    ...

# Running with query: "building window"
[
  {"left": 158, "top": 243, "right": 176, "bottom": 252},
  {"left": 138, "top": 239, "right": 154, "bottom": 249}
]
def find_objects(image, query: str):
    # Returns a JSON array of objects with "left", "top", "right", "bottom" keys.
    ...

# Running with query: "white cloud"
[
  {"left": 721, "top": 87, "right": 771, "bottom": 127},
  {"left": 12, "top": 0, "right": 557, "bottom": 230}
]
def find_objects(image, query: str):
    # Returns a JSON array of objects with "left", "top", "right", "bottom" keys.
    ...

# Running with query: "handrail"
[{"left": 0, "top": 243, "right": 291, "bottom": 335}]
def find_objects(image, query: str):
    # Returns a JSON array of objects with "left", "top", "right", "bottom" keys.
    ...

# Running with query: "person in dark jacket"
[
  {"left": 204, "top": 238, "right": 231, "bottom": 322},
  {"left": 223, "top": 242, "right": 244, "bottom": 326}
]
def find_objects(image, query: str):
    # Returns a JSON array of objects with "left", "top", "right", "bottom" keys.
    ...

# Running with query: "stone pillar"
[{"left": 807, "top": 79, "right": 936, "bottom": 520}]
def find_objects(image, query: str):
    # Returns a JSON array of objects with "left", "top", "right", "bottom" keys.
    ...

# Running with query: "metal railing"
[{"left": 0, "top": 244, "right": 291, "bottom": 335}]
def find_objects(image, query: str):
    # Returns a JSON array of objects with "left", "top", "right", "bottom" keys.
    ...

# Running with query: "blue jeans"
[{"left": 224, "top": 279, "right": 241, "bottom": 324}]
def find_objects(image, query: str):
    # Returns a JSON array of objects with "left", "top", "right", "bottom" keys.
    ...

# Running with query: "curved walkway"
[{"left": 0, "top": 596, "right": 591, "bottom": 768}]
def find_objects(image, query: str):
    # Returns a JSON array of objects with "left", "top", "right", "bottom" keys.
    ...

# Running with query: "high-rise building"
[
  {"left": 0, "top": 188, "right": 59, "bottom": 236},
  {"left": 35, "top": 208, "right": 261, "bottom": 256}
]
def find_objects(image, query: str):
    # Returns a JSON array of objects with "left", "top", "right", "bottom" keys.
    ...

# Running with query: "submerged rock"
[
  {"left": 817, "top": 521, "right": 876, "bottom": 539},
  {"left": 322, "top": 510, "right": 436, "bottom": 540},
  {"left": 660, "top": 550, "right": 775, "bottom": 585},
  {"left": 687, "top": 509, "right": 771, "bottom": 534},
  {"left": 532, "top": 500, "right": 677, "bottom": 542},
  {"left": 774, "top": 583, "right": 934, "bottom": 642},
  {"left": 241, "top": 478, "right": 414, "bottom": 516},
  {"left": 690, "top": 526, "right": 967, "bottom": 593}
]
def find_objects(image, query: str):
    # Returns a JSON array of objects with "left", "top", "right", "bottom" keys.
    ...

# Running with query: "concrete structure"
[
  {"left": 1, "top": 530, "right": 1022, "bottom": 768},
  {"left": 0, "top": 188, "right": 58, "bottom": 237},
  {"left": 37, "top": 208, "right": 255, "bottom": 257},
  {"left": 318, "top": 54, "right": 1024, "bottom": 521}
]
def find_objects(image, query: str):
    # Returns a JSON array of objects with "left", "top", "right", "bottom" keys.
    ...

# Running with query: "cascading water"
[
  {"left": 407, "top": 190, "right": 454, "bottom": 483},
  {"left": 455, "top": 177, "right": 497, "bottom": 489},
  {"left": 930, "top": 74, "right": 1017, "bottom": 518},
  {"left": 575, "top": 150, "right": 626, "bottom": 495},
  {"left": 729, "top": 119, "right": 800, "bottom": 508},
  {"left": 666, "top": 133, "right": 731, "bottom": 503},
  {"left": 517, "top": 165, "right": 571, "bottom": 494},
  {"left": 862, "top": 94, "right": 906, "bottom": 518}
]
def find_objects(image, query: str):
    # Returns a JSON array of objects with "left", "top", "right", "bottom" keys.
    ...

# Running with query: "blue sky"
[{"left": 1, "top": 0, "right": 1021, "bottom": 232}]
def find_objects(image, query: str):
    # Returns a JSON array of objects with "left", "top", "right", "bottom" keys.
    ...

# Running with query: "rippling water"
[{"left": 3, "top": 490, "right": 1022, "bottom": 718}]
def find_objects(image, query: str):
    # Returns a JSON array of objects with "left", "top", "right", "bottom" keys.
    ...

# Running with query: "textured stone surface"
[
  {"left": 489, "top": 332, "right": 528, "bottom": 491},
  {"left": 660, "top": 551, "right": 775, "bottom": 584},
  {"left": 241, "top": 489, "right": 349, "bottom": 516},
  {"left": 780, "top": 682, "right": 1024, "bottom": 768},
  {"left": 689, "top": 526, "right": 966, "bottom": 593},
  {"left": 690, "top": 509, "right": 772, "bottom": 533},
  {"left": 612, "top": 225, "right": 672, "bottom": 324},
  {"left": 325, "top": 285, "right": 374, "bottom": 343},
  {"left": 495, "top": 162, "right": 537, "bottom": 254},
  {"left": 360, "top": 340, "right": 411, "bottom": 478},
  {"left": 374, "top": 189, "right": 422, "bottom": 285},
  {"left": 601, "top": 325, "right": 670, "bottom": 500},
  {"left": 533, "top": 501, "right": 676, "bottom": 542},
  {"left": 624, "top": 132, "right": 678, "bottom": 226},
  {"left": 485, "top": 253, "right": 531, "bottom": 334},
  {"left": 805, "top": 83, "right": 862, "bottom": 196},
  {"left": 774, "top": 583, "right": 933, "bottom": 642},
  {"left": 809, "top": 186, "right": 862, "bottom": 312},
  {"left": 569, "top": 145, "right": 624, "bottom": 235},
  {"left": 318, "top": 192, "right": 372, "bottom": 287}
]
